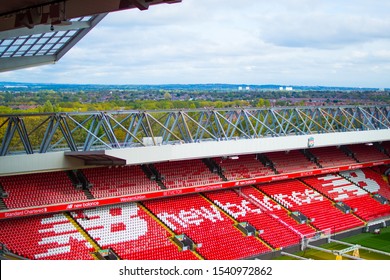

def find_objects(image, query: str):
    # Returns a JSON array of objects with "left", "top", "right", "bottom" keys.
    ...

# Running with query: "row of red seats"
[
  {"left": 0, "top": 213, "right": 95, "bottom": 260},
  {"left": 214, "top": 154, "right": 275, "bottom": 180},
  {"left": 258, "top": 180, "right": 364, "bottom": 233},
  {"left": 309, "top": 146, "right": 357, "bottom": 168},
  {"left": 265, "top": 150, "right": 318, "bottom": 173},
  {"left": 302, "top": 173, "right": 367, "bottom": 201},
  {"left": 258, "top": 179, "right": 325, "bottom": 207},
  {"left": 82, "top": 166, "right": 161, "bottom": 198},
  {"left": 303, "top": 171, "right": 390, "bottom": 222},
  {"left": 343, "top": 195, "right": 390, "bottom": 221},
  {"left": 240, "top": 187, "right": 315, "bottom": 237},
  {"left": 340, "top": 168, "right": 390, "bottom": 199},
  {"left": 154, "top": 160, "right": 222, "bottom": 189},
  {"left": 0, "top": 171, "right": 86, "bottom": 209},
  {"left": 204, "top": 188, "right": 302, "bottom": 249},
  {"left": 297, "top": 200, "right": 364, "bottom": 233},
  {"left": 143, "top": 194, "right": 271, "bottom": 259},
  {"left": 348, "top": 144, "right": 389, "bottom": 163},
  {"left": 71, "top": 204, "right": 198, "bottom": 260}
]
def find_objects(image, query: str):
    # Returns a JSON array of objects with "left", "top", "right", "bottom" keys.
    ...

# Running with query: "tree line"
[{"left": 0, "top": 88, "right": 388, "bottom": 114}]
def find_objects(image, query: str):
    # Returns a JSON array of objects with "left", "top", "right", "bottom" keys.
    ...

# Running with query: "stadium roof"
[
  {"left": 0, "top": 105, "right": 389, "bottom": 175},
  {"left": 0, "top": 14, "right": 106, "bottom": 71},
  {"left": 0, "top": 0, "right": 182, "bottom": 71}
]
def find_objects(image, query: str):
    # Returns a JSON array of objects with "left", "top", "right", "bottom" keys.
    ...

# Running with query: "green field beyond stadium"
[{"left": 275, "top": 227, "right": 390, "bottom": 260}]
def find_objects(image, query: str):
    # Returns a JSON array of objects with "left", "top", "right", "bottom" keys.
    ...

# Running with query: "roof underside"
[
  {"left": 0, "top": 0, "right": 182, "bottom": 71},
  {"left": 0, "top": 14, "right": 106, "bottom": 71}
]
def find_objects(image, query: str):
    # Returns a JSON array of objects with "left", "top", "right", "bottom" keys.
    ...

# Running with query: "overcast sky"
[{"left": 1, "top": 0, "right": 390, "bottom": 87}]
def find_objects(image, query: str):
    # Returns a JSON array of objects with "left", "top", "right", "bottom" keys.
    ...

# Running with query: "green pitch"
[{"left": 275, "top": 226, "right": 390, "bottom": 260}]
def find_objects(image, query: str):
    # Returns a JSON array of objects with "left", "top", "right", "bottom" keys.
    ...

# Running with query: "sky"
[{"left": 1, "top": 0, "right": 390, "bottom": 87}]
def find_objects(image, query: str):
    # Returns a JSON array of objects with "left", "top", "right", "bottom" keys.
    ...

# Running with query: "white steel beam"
[{"left": 0, "top": 55, "right": 55, "bottom": 72}]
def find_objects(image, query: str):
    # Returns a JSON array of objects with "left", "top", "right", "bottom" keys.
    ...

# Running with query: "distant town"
[{"left": 0, "top": 82, "right": 389, "bottom": 114}]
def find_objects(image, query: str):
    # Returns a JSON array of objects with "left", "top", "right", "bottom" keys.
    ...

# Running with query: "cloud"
[
  {"left": 1, "top": 0, "right": 390, "bottom": 87},
  {"left": 260, "top": 13, "right": 390, "bottom": 49}
]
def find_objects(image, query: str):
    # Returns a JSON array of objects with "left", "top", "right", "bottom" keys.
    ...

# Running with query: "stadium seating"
[
  {"left": 296, "top": 200, "right": 364, "bottom": 232},
  {"left": 143, "top": 194, "right": 271, "bottom": 259},
  {"left": 0, "top": 171, "right": 87, "bottom": 209},
  {"left": 258, "top": 180, "right": 364, "bottom": 233},
  {"left": 258, "top": 180, "right": 324, "bottom": 208},
  {"left": 382, "top": 141, "right": 390, "bottom": 155},
  {"left": 265, "top": 150, "right": 318, "bottom": 173},
  {"left": 0, "top": 213, "right": 95, "bottom": 260},
  {"left": 214, "top": 154, "right": 275, "bottom": 181},
  {"left": 303, "top": 172, "right": 390, "bottom": 221},
  {"left": 302, "top": 173, "right": 367, "bottom": 201},
  {"left": 154, "top": 160, "right": 222, "bottom": 189},
  {"left": 340, "top": 168, "right": 390, "bottom": 200},
  {"left": 239, "top": 187, "right": 315, "bottom": 237},
  {"left": 72, "top": 203, "right": 198, "bottom": 260},
  {"left": 371, "top": 165, "right": 389, "bottom": 177},
  {"left": 82, "top": 166, "right": 161, "bottom": 198},
  {"left": 342, "top": 195, "right": 390, "bottom": 221},
  {"left": 309, "top": 146, "right": 357, "bottom": 168},
  {"left": 347, "top": 144, "right": 389, "bottom": 163},
  {"left": 1, "top": 144, "right": 389, "bottom": 260},
  {"left": 204, "top": 188, "right": 307, "bottom": 248}
]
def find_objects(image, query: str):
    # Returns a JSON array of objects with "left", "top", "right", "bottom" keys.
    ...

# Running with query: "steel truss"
[{"left": 0, "top": 105, "right": 389, "bottom": 156}]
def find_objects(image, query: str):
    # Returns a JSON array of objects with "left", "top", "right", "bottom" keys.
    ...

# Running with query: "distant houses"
[{"left": 279, "top": 86, "right": 293, "bottom": 91}]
